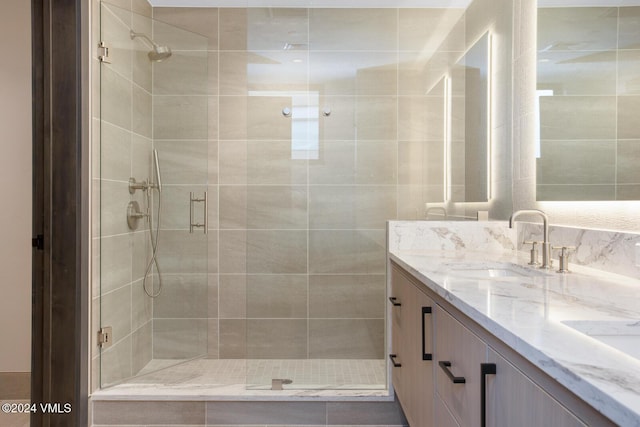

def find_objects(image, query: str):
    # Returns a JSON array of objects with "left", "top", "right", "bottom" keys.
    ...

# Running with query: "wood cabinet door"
[
  {"left": 390, "top": 266, "right": 414, "bottom": 412},
  {"left": 486, "top": 349, "right": 587, "bottom": 427},
  {"left": 435, "top": 394, "right": 462, "bottom": 427},
  {"left": 435, "top": 305, "right": 487, "bottom": 427},
  {"left": 411, "top": 288, "right": 435, "bottom": 427}
]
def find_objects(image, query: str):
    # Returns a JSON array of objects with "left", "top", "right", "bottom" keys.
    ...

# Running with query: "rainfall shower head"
[{"left": 130, "top": 30, "right": 172, "bottom": 62}]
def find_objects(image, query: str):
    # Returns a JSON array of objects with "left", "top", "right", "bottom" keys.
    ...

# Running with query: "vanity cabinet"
[
  {"left": 435, "top": 305, "right": 486, "bottom": 427},
  {"left": 486, "top": 349, "right": 586, "bottom": 427},
  {"left": 390, "top": 266, "right": 434, "bottom": 427},
  {"left": 390, "top": 261, "right": 610, "bottom": 427}
]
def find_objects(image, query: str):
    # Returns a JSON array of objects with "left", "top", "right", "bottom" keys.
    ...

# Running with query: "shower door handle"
[{"left": 189, "top": 191, "right": 208, "bottom": 234}]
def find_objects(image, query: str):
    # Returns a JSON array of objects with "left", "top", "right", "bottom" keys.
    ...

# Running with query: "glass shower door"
[{"left": 99, "top": 1, "right": 210, "bottom": 387}]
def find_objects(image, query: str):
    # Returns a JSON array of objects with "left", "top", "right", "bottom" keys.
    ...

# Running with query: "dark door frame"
[{"left": 31, "top": 0, "right": 90, "bottom": 425}]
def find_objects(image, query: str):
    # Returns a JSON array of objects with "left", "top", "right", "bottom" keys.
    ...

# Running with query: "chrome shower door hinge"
[
  {"left": 98, "top": 326, "right": 113, "bottom": 349},
  {"left": 98, "top": 41, "right": 111, "bottom": 63}
]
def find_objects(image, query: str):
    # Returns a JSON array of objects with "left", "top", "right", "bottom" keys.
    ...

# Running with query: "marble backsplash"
[
  {"left": 518, "top": 223, "right": 640, "bottom": 279},
  {"left": 388, "top": 221, "right": 517, "bottom": 253}
]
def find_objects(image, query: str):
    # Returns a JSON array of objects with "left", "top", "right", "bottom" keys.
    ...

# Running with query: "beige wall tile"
[
  {"left": 247, "top": 230, "right": 307, "bottom": 274},
  {"left": 618, "top": 140, "right": 640, "bottom": 184},
  {"left": 617, "top": 184, "right": 640, "bottom": 200},
  {"left": 131, "top": 231, "right": 150, "bottom": 282},
  {"left": 247, "top": 141, "right": 307, "bottom": 184},
  {"left": 309, "top": 185, "right": 397, "bottom": 229},
  {"left": 100, "top": 234, "right": 133, "bottom": 294},
  {"left": 247, "top": 275, "right": 307, "bottom": 318},
  {"left": 219, "top": 274, "right": 247, "bottom": 319},
  {"left": 101, "top": 4, "right": 133, "bottom": 79},
  {"left": 537, "top": 51, "right": 616, "bottom": 96},
  {"left": 309, "top": 319, "right": 384, "bottom": 359},
  {"left": 153, "top": 274, "right": 209, "bottom": 319},
  {"left": 309, "top": 52, "right": 397, "bottom": 96},
  {"left": 153, "top": 95, "right": 208, "bottom": 140},
  {"left": 131, "top": 0, "right": 152, "bottom": 17},
  {"left": 248, "top": 186, "right": 308, "bottom": 229},
  {"left": 219, "top": 140, "right": 248, "bottom": 184},
  {"left": 219, "top": 319, "right": 246, "bottom": 358},
  {"left": 243, "top": 8, "right": 308, "bottom": 51},
  {"left": 206, "top": 402, "right": 326, "bottom": 426},
  {"left": 398, "top": 141, "right": 425, "bottom": 186},
  {"left": 619, "top": 7, "right": 640, "bottom": 49},
  {"left": 154, "top": 51, "right": 211, "bottom": 95},
  {"left": 131, "top": 134, "right": 152, "bottom": 184},
  {"left": 219, "top": 8, "right": 247, "bottom": 50},
  {"left": 355, "top": 140, "right": 398, "bottom": 185},
  {"left": 397, "top": 185, "right": 427, "bottom": 220},
  {"left": 159, "top": 184, "right": 208, "bottom": 230},
  {"left": 537, "top": 7, "right": 617, "bottom": 52},
  {"left": 618, "top": 96, "right": 640, "bottom": 139},
  {"left": 399, "top": 8, "right": 464, "bottom": 52},
  {"left": 100, "top": 335, "right": 132, "bottom": 386},
  {"left": 100, "top": 122, "right": 132, "bottom": 181},
  {"left": 132, "top": 85, "right": 152, "bottom": 138},
  {"left": 247, "top": 319, "right": 307, "bottom": 359},
  {"left": 319, "top": 96, "right": 355, "bottom": 141},
  {"left": 219, "top": 185, "right": 247, "bottom": 229},
  {"left": 618, "top": 50, "right": 640, "bottom": 95},
  {"left": 154, "top": 140, "right": 209, "bottom": 185},
  {"left": 101, "top": 284, "right": 132, "bottom": 346},
  {"left": 101, "top": 66, "right": 132, "bottom": 131},
  {"left": 131, "top": 279, "right": 152, "bottom": 330},
  {"left": 309, "top": 141, "right": 356, "bottom": 185},
  {"left": 131, "top": 321, "right": 152, "bottom": 375},
  {"left": 208, "top": 318, "right": 219, "bottom": 358},
  {"left": 155, "top": 230, "right": 208, "bottom": 274},
  {"left": 93, "top": 401, "right": 206, "bottom": 425},
  {"left": 309, "top": 275, "right": 385, "bottom": 319},
  {"left": 153, "top": 318, "right": 207, "bottom": 359},
  {"left": 309, "top": 9, "right": 396, "bottom": 51},
  {"left": 131, "top": 12, "right": 152, "bottom": 91},
  {"left": 356, "top": 96, "right": 397, "bottom": 140},
  {"left": 208, "top": 274, "right": 219, "bottom": 318},
  {"left": 219, "top": 97, "right": 248, "bottom": 140},
  {"left": 536, "top": 184, "right": 615, "bottom": 201},
  {"left": 219, "top": 230, "right": 247, "bottom": 273},
  {"left": 100, "top": 180, "right": 131, "bottom": 237},
  {"left": 539, "top": 95, "right": 616, "bottom": 140},
  {"left": 398, "top": 96, "right": 446, "bottom": 141},
  {"left": 152, "top": 11, "right": 213, "bottom": 51},
  {"left": 537, "top": 140, "right": 615, "bottom": 185},
  {"left": 309, "top": 230, "right": 385, "bottom": 274}
]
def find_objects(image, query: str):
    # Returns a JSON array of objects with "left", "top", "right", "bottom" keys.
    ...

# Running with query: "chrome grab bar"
[{"left": 189, "top": 191, "right": 208, "bottom": 234}]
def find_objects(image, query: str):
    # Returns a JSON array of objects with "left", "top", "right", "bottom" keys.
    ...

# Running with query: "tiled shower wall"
[{"left": 92, "top": 0, "right": 155, "bottom": 389}]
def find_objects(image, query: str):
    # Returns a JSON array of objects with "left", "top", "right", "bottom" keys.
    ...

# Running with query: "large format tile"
[
  {"left": 132, "top": 84, "right": 152, "bottom": 138},
  {"left": 309, "top": 275, "right": 385, "bottom": 319},
  {"left": 153, "top": 140, "right": 209, "bottom": 185},
  {"left": 617, "top": 140, "right": 640, "bottom": 184},
  {"left": 327, "top": 401, "right": 407, "bottom": 426},
  {"left": 153, "top": 274, "right": 209, "bottom": 319},
  {"left": 101, "top": 284, "right": 132, "bottom": 345},
  {"left": 100, "top": 335, "right": 132, "bottom": 387},
  {"left": 537, "top": 51, "right": 616, "bottom": 96},
  {"left": 131, "top": 321, "right": 152, "bottom": 375},
  {"left": 219, "top": 319, "right": 247, "bottom": 358},
  {"left": 153, "top": 318, "right": 208, "bottom": 359},
  {"left": 536, "top": 140, "right": 616, "bottom": 185},
  {"left": 618, "top": 95, "right": 640, "bottom": 139},
  {"left": 101, "top": 3, "right": 133, "bottom": 80},
  {"left": 131, "top": 278, "right": 152, "bottom": 330},
  {"left": 153, "top": 96, "right": 209, "bottom": 140},
  {"left": 399, "top": 8, "right": 464, "bottom": 52},
  {"left": 100, "top": 122, "right": 131, "bottom": 182},
  {"left": 206, "top": 402, "right": 326, "bottom": 425},
  {"left": 247, "top": 274, "right": 308, "bottom": 318},
  {"left": 154, "top": 51, "right": 213, "bottom": 95},
  {"left": 247, "top": 141, "right": 308, "bottom": 184},
  {"left": 309, "top": 230, "right": 386, "bottom": 274},
  {"left": 398, "top": 96, "right": 446, "bottom": 141},
  {"left": 309, "top": 9, "right": 397, "bottom": 51},
  {"left": 101, "top": 66, "right": 132, "bottom": 131},
  {"left": 536, "top": 184, "right": 615, "bottom": 201},
  {"left": 219, "top": 274, "right": 247, "bottom": 319},
  {"left": 309, "top": 185, "right": 397, "bottom": 230},
  {"left": 93, "top": 401, "right": 206, "bottom": 425},
  {"left": 100, "top": 234, "right": 133, "bottom": 294},
  {"left": 619, "top": 6, "right": 640, "bottom": 49},
  {"left": 100, "top": 180, "right": 131, "bottom": 237},
  {"left": 309, "top": 319, "right": 384, "bottom": 359},
  {"left": 309, "top": 140, "right": 356, "bottom": 185},
  {"left": 247, "top": 319, "right": 308, "bottom": 359},
  {"left": 539, "top": 95, "right": 616, "bottom": 140},
  {"left": 219, "top": 230, "right": 247, "bottom": 274},
  {"left": 355, "top": 96, "right": 398, "bottom": 140},
  {"left": 159, "top": 185, "right": 208, "bottom": 230},
  {"left": 537, "top": 7, "right": 618, "bottom": 52},
  {"left": 152, "top": 16, "right": 211, "bottom": 51},
  {"left": 617, "top": 50, "right": 640, "bottom": 95},
  {"left": 246, "top": 230, "right": 307, "bottom": 274},
  {"left": 155, "top": 230, "right": 208, "bottom": 274}
]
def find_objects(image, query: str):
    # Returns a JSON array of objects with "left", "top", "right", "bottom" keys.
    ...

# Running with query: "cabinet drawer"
[
  {"left": 435, "top": 305, "right": 487, "bottom": 427},
  {"left": 435, "top": 395, "right": 462, "bottom": 427}
]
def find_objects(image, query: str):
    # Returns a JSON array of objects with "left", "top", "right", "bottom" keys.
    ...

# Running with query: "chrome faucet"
[{"left": 509, "top": 209, "right": 552, "bottom": 269}]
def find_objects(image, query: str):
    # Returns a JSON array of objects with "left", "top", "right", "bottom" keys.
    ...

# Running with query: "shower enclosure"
[{"left": 97, "top": 0, "right": 458, "bottom": 392}]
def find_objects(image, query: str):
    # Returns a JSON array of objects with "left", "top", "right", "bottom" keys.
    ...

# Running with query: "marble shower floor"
[{"left": 96, "top": 358, "right": 389, "bottom": 400}]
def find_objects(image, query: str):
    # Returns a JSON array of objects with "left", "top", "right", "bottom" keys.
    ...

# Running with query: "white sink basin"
[
  {"left": 445, "top": 262, "right": 548, "bottom": 279},
  {"left": 562, "top": 320, "right": 640, "bottom": 361}
]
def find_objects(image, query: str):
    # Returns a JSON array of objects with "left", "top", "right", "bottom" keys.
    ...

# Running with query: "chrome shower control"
[
  {"left": 126, "top": 201, "right": 147, "bottom": 230},
  {"left": 129, "top": 177, "right": 149, "bottom": 194}
]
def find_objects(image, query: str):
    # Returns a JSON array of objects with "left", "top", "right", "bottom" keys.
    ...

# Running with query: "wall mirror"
[
  {"left": 449, "top": 31, "right": 491, "bottom": 203},
  {"left": 536, "top": 5, "right": 640, "bottom": 201}
]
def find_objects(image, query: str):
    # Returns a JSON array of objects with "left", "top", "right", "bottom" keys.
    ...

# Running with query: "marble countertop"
[{"left": 389, "top": 248, "right": 640, "bottom": 427}]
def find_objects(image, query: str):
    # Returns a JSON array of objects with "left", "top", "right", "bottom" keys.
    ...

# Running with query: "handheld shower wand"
[
  {"left": 143, "top": 149, "right": 163, "bottom": 297},
  {"left": 153, "top": 149, "right": 162, "bottom": 193}
]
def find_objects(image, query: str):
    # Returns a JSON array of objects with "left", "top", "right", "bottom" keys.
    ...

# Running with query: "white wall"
[{"left": 0, "top": 0, "right": 32, "bottom": 372}]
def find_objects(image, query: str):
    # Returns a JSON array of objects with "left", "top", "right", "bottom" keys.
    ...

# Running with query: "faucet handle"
[
  {"left": 552, "top": 246, "right": 576, "bottom": 273},
  {"left": 523, "top": 241, "right": 543, "bottom": 266}
]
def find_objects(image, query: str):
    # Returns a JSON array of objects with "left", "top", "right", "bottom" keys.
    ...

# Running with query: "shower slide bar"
[{"left": 189, "top": 191, "right": 208, "bottom": 234}]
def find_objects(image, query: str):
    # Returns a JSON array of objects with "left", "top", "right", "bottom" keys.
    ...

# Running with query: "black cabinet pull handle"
[
  {"left": 388, "top": 297, "right": 401, "bottom": 306},
  {"left": 438, "top": 361, "right": 465, "bottom": 383},
  {"left": 421, "top": 306, "right": 432, "bottom": 360},
  {"left": 481, "top": 363, "right": 496, "bottom": 427},
  {"left": 389, "top": 354, "right": 402, "bottom": 367}
]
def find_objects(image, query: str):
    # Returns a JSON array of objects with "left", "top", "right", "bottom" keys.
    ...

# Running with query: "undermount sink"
[
  {"left": 562, "top": 320, "right": 640, "bottom": 361},
  {"left": 444, "top": 262, "right": 548, "bottom": 279}
]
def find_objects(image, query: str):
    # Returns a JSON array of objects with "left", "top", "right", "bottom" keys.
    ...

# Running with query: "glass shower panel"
[
  {"left": 242, "top": 6, "right": 391, "bottom": 390},
  {"left": 99, "top": 2, "right": 209, "bottom": 388}
]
